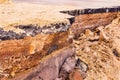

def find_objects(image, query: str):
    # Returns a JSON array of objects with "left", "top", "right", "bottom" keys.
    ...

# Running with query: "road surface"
[{"left": 13, "top": 0, "right": 120, "bottom": 8}]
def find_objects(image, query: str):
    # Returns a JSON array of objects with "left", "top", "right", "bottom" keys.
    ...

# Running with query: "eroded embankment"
[
  {"left": 0, "top": 22, "right": 69, "bottom": 40},
  {"left": 0, "top": 2, "right": 78, "bottom": 79},
  {"left": 0, "top": 2, "right": 120, "bottom": 80},
  {"left": 74, "top": 16, "right": 120, "bottom": 80}
]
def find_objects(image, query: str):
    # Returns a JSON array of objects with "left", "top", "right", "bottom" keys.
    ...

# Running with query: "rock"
[
  {"left": 69, "top": 69, "right": 83, "bottom": 80},
  {"left": 9, "top": 47, "right": 74, "bottom": 80},
  {"left": 74, "top": 16, "right": 120, "bottom": 80},
  {"left": 0, "top": 2, "right": 77, "bottom": 79},
  {"left": 0, "top": 31, "right": 70, "bottom": 79},
  {"left": 84, "top": 47, "right": 90, "bottom": 53},
  {"left": 58, "top": 56, "right": 88, "bottom": 80},
  {"left": 76, "top": 58, "right": 88, "bottom": 79},
  {"left": 61, "top": 56, "right": 76, "bottom": 72},
  {"left": 58, "top": 56, "right": 77, "bottom": 79},
  {"left": 1, "top": 1, "right": 120, "bottom": 80},
  {"left": 85, "top": 29, "right": 94, "bottom": 36},
  {"left": 99, "top": 30, "right": 109, "bottom": 41}
]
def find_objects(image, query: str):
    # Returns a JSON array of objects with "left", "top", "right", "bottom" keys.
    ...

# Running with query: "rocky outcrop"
[
  {"left": 0, "top": 31, "right": 70, "bottom": 79},
  {"left": 9, "top": 47, "right": 74, "bottom": 80},
  {"left": 0, "top": 2, "right": 77, "bottom": 79},
  {"left": 73, "top": 17, "right": 120, "bottom": 80},
  {"left": 70, "top": 12, "right": 118, "bottom": 39}
]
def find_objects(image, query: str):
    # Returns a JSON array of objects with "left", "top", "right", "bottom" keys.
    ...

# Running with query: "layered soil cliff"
[
  {"left": 0, "top": 1, "right": 79, "bottom": 80},
  {"left": 0, "top": 1, "right": 120, "bottom": 80}
]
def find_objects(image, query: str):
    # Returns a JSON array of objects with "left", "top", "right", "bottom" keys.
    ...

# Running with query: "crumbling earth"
[
  {"left": 73, "top": 16, "right": 120, "bottom": 80},
  {"left": 1, "top": 0, "right": 120, "bottom": 80}
]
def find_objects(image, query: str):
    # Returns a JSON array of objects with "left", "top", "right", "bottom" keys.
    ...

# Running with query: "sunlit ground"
[{"left": 13, "top": 0, "right": 120, "bottom": 8}]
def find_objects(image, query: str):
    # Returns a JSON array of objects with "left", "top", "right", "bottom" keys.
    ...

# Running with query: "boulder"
[{"left": 9, "top": 47, "right": 74, "bottom": 80}]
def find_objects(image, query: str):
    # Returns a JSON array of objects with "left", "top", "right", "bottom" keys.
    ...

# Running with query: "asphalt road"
[{"left": 13, "top": 0, "right": 120, "bottom": 8}]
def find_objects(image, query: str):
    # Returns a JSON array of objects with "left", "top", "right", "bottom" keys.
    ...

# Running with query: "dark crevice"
[
  {"left": 88, "top": 39, "right": 99, "bottom": 42},
  {"left": 113, "top": 49, "right": 120, "bottom": 57},
  {"left": 67, "top": 17, "right": 75, "bottom": 25},
  {"left": 58, "top": 57, "right": 70, "bottom": 79},
  {"left": 47, "top": 45, "right": 58, "bottom": 55}
]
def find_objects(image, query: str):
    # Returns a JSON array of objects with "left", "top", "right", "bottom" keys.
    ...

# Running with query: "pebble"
[
  {"left": 84, "top": 47, "right": 90, "bottom": 53},
  {"left": 69, "top": 69, "right": 83, "bottom": 80}
]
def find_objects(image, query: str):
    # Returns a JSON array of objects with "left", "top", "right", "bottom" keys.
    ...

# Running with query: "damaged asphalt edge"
[
  {"left": 60, "top": 6, "right": 120, "bottom": 16},
  {"left": 0, "top": 22, "right": 71, "bottom": 41},
  {"left": 0, "top": 9, "right": 76, "bottom": 41}
]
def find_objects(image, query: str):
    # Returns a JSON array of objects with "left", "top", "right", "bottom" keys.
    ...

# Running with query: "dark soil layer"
[
  {"left": 0, "top": 23, "right": 70, "bottom": 40},
  {"left": 0, "top": 28, "right": 26, "bottom": 40}
]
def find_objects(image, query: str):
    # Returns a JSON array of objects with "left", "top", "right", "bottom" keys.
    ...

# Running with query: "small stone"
[
  {"left": 10, "top": 71, "right": 15, "bottom": 77},
  {"left": 59, "top": 57, "right": 76, "bottom": 79},
  {"left": 75, "top": 58, "right": 88, "bottom": 79},
  {"left": 85, "top": 29, "right": 93, "bottom": 36},
  {"left": 69, "top": 69, "right": 83, "bottom": 80},
  {"left": 96, "top": 26, "right": 104, "bottom": 31},
  {"left": 84, "top": 47, "right": 90, "bottom": 53},
  {"left": 99, "top": 30, "right": 109, "bottom": 41},
  {"left": 62, "top": 57, "right": 76, "bottom": 72}
]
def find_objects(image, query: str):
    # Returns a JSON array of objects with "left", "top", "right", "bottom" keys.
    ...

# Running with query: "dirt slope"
[{"left": 74, "top": 16, "right": 120, "bottom": 80}]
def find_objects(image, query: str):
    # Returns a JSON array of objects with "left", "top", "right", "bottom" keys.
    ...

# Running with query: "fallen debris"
[
  {"left": 74, "top": 17, "right": 120, "bottom": 80},
  {"left": 0, "top": 0, "right": 120, "bottom": 80}
]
